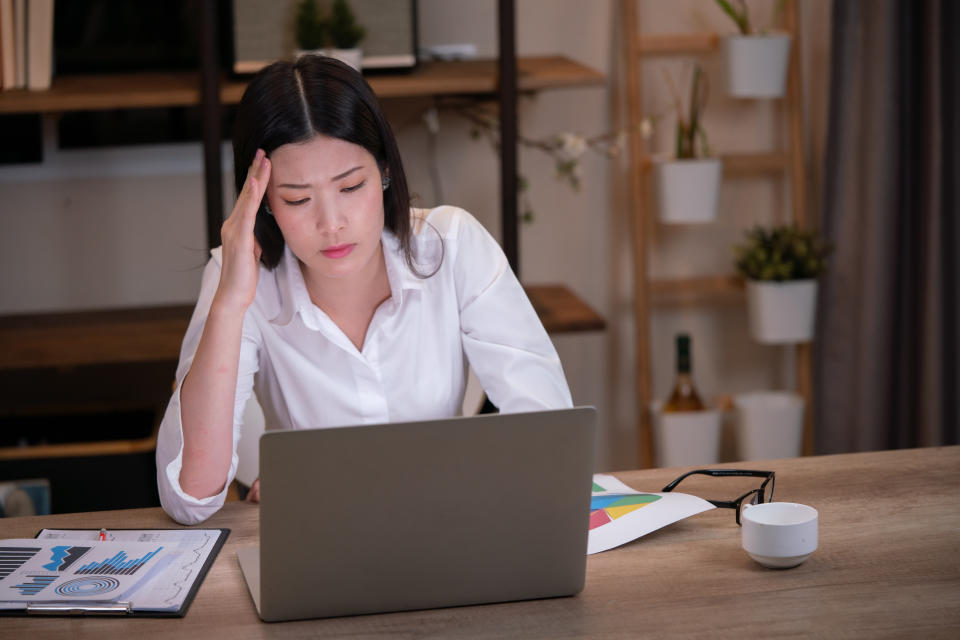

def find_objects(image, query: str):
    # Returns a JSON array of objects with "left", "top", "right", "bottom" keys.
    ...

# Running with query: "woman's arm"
[
  {"left": 449, "top": 209, "right": 573, "bottom": 411},
  {"left": 177, "top": 302, "right": 249, "bottom": 499},
  {"left": 176, "top": 149, "right": 271, "bottom": 500}
]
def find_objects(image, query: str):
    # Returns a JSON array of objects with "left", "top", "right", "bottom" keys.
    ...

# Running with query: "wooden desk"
[{"left": 3, "top": 447, "right": 958, "bottom": 638}]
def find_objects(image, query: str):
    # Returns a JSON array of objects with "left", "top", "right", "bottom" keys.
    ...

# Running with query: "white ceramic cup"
[{"left": 741, "top": 502, "right": 818, "bottom": 569}]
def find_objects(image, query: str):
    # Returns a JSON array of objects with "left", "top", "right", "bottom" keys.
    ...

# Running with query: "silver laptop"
[{"left": 237, "top": 406, "right": 596, "bottom": 622}]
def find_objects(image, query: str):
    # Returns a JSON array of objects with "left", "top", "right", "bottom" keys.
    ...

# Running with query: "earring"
[
  {"left": 263, "top": 202, "right": 274, "bottom": 216},
  {"left": 381, "top": 175, "right": 391, "bottom": 191}
]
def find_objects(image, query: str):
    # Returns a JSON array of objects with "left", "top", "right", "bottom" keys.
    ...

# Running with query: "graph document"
[{"left": 0, "top": 528, "right": 228, "bottom": 616}]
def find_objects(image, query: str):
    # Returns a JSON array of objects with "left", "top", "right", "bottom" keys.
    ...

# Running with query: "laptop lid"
[{"left": 240, "top": 406, "right": 596, "bottom": 622}]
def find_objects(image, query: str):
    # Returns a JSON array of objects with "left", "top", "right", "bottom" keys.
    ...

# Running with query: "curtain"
[{"left": 815, "top": 0, "right": 959, "bottom": 453}]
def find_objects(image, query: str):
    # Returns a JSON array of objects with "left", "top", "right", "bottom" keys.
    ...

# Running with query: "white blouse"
[{"left": 156, "top": 206, "right": 573, "bottom": 524}]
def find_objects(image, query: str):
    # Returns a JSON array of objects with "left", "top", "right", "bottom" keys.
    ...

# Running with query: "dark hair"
[{"left": 232, "top": 55, "right": 415, "bottom": 271}]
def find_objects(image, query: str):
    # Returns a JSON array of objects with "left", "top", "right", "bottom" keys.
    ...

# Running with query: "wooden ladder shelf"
[{"left": 621, "top": 0, "right": 812, "bottom": 468}]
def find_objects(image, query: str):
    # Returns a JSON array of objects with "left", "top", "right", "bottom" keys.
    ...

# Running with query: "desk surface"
[{"left": 3, "top": 447, "right": 959, "bottom": 638}]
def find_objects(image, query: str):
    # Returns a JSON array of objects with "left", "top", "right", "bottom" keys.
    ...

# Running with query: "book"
[
  {"left": 0, "top": 528, "right": 229, "bottom": 617},
  {"left": 0, "top": 0, "right": 15, "bottom": 89},
  {"left": 25, "top": 0, "right": 52, "bottom": 90},
  {"left": 12, "top": 0, "right": 23, "bottom": 87}
]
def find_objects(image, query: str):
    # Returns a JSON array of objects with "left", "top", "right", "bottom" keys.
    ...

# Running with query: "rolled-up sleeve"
[
  {"left": 452, "top": 211, "right": 573, "bottom": 412},
  {"left": 155, "top": 252, "right": 260, "bottom": 525}
]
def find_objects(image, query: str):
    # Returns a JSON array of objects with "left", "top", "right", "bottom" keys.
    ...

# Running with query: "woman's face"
[{"left": 265, "top": 134, "right": 386, "bottom": 286}]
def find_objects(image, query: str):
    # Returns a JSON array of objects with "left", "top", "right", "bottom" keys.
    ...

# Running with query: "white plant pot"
[
  {"left": 295, "top": 48, "right": 325, "bottom": 60},
  {"left": 723, "top": 34, "right": 792, "bottom": 98},
  {"left": 295, "top": 48, "right": 363, "bottom": 72},
  {"left": 651, "top": 401, "right": 722, "bottom": 467},
  {"left": 654, "top": 157, "right": 722, "bottom": 224},
  {"left": 734, "top": 391, "right": 804, "bottom": 461},
  {"left": 326, "top": 48, "right": 363, "bottom": 71},
  {"left": 746, "top": 279, "right": 817, "bottom": 344}
]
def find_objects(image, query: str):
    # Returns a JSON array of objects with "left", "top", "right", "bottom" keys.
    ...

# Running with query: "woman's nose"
[{"left": 313, "top": 200, "right": 345, "bottom": 233}]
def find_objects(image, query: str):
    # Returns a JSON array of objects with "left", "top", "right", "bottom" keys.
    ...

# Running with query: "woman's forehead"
[{"left": 270, "top": 135, "right": 375, "bottom": 182}]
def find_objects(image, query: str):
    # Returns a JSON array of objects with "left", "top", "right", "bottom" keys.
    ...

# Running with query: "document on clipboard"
[{"left": 0, "top": 528, "right": 229, "bottom": 617}]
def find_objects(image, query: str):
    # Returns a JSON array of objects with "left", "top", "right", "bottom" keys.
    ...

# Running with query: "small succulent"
[
  {"left": 733, "top": 225, "right": 832, "bottom": 281},
  {"left": 328, "top": 0, "right": 366, "bottom": 49},
  {"left": 295, "top": 0, "right": 365, "bottom": 51},
  {"left": 295, "top": 0, "right": 326, "bottom": 50}
]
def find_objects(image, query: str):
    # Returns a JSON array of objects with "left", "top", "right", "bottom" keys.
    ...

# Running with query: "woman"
[{"left": 156, "top": 56, "right": 572, "bottom": 525}]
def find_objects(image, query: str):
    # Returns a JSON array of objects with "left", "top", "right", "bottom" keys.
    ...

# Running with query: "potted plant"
[
  {"left": 733, "top": 225, "right": 831, "bottom": 343},
  {"left": 715, "top": 0, "right": 792, "bottom": 98},
  {"left": 325, "top": 0, "right": 366, "bottom": 70},
  {"left": 294, "top": 0, "right": 327, "bottom": 57},
  {"left": 654, "top": 63, "right": 722, "bottom": 224},
  {"left": 294, "top": 0, "right": 366, "bottom": 71}
]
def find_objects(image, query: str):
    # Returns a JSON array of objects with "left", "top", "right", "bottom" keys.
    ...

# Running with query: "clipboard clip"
[{"left": 27, "top": 601, "right": 132, "bottom": 616}]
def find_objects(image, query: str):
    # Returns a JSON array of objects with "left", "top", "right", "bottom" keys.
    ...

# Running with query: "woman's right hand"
[{"left": 215, "top": 148, "right": 272, "bottom": 313}]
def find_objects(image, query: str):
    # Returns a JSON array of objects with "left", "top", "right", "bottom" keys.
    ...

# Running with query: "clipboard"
[{"left": 0, "top": 527, "right": 229, "bottom": 617}]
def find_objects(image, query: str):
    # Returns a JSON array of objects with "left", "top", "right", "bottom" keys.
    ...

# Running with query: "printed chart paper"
[
  {"left": 588, "top": 474, "right": 715, "bottom": 554},
  {"left": 0, "top": 528, "right": 226, "bottom": 614},
  {"left": 0, "top": 540, "right": 174, "bottom": 607}
]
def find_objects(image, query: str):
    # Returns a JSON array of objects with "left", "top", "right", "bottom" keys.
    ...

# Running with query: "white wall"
[{"left": 0, "top": 0, "right": 832, "bottom": 471}]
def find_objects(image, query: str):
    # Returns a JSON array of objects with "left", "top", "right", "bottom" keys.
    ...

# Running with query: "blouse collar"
[{"left": 268, "top": 227, "right": 425, "bottom": 327}]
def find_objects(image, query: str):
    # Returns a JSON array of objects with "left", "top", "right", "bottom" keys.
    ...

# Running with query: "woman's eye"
[
  {"left": 283, "top": 198, "right": 310, "bottom": 206},
  {"left": 342, "top": 180, "right": 365, "bottom": 193}
]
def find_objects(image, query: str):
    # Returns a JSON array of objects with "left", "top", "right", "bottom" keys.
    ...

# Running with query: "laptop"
[{"left": 237, "top": 406, "right": 596, "bottom": 622}]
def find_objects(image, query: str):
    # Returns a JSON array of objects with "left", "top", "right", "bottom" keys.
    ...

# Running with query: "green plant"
[
  {"left": 663, "top": 63, "right": 711, "bottom": 159},
  {"left": 328, "top": 0, "right": 366, "bottom": 49},
  {"left": 715, "top": 0, "right": 752, "bottom": 35},
  {"left": 295, "top": 0, "right": 326, "bottom": 50},
  {"left": 733, "top": 225, "right": 832, "bottom": 281},
  {"left": 714, "top": 0, "right": 787, "bottom": 35}
]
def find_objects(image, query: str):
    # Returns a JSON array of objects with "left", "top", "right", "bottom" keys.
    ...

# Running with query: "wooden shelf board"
[
  {"left": 722, "top": 152, "right": 791, "bottom": 173},
  {"left": 0, "top": 430, "right": 158, "bottom": 461},
  {"left": 0, "top": 283, "right": 603, "bottom": 372},
  {"left": 525, "top": 284, "right": 606, "bottom": 333},
  {"left": 648, "top": 275, "right": 745, "bottom": 306},
  {"left": 639, "top": 152, "right": 790, "bottom": 174},
  {"left": 0, "top": 305, "right": 193, "bottom": 370},
  {"left": 0, "top": 73, "right": 203, "bottom": 113},
  {"left": 0, "top": 56, "right": 605, "bottom": 115},
  {"left": 637, "top": 32, "right": 719, "bottom": 55}
]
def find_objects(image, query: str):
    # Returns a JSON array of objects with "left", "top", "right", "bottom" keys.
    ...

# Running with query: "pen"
[{"left": 98, "top": 528, "right": 107, "bottom": 541}]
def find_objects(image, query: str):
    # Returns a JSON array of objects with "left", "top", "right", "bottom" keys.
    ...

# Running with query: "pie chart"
[{"left": 589, "top": 493, "right": 661, "bottom": 530}]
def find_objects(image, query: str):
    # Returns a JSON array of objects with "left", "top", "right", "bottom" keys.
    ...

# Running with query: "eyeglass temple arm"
[{"left": 661, "top": 469, "right": 775, "bottom": 492}]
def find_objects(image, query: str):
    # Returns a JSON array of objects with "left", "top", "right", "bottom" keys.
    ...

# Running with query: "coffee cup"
[{"left": 741, "top": 502, "right": 818, "bottom": 569}]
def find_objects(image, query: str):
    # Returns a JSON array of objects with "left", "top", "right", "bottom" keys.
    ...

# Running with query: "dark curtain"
[{"left": 815, "top": 0, "right": 960, "bottom": 453}]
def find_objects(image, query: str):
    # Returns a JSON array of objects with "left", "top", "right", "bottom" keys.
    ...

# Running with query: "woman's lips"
[{"left": 321, "top": 243, "right": 355, "bottom": 259}]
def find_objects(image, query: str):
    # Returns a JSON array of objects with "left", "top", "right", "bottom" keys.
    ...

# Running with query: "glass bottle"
[{"left": 662, "top": 333, "right": 705, "bottom": 412}]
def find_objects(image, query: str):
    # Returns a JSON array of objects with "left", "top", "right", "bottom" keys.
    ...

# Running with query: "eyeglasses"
[{"left": 661, "top": 469, "right": 776, "bottom": 526}]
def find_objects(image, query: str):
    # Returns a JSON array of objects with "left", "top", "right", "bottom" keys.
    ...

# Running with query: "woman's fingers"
[
  {"left": 246, "top": 478, "right": 261, "bottom": 503},
  {"left": 247, "top": 154, "right": 271, "bottom": 230}
]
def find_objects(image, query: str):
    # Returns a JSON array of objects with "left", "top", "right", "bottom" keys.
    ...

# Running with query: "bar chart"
[
  {"left": 75, "top": 546, "right": 163, "bottom": 575},
  {"left": 0, "top": 547, "right": 41, "bottom": 580},
  {"left": 13, "top": 574, "right": 56, "bottom": 596}
]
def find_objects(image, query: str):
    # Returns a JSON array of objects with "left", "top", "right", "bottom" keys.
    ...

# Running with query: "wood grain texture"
[
  {"left": 0, "top": 57, "right": 604, "bottom": 114},
  {"left": 621, "top": 0, "right": 655, "bottom": 469},
  {"left": 4, "top": 447, "right": 957, "bottom": 638},
  {"left": 0, "top": 305, "right": 193, "bottom": 370},
  {"left": 525, "top": 285, "right": 605, "bottom": 333},
  {"left": 0, "top": 284, "right": 601, "bottom": 374}
]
